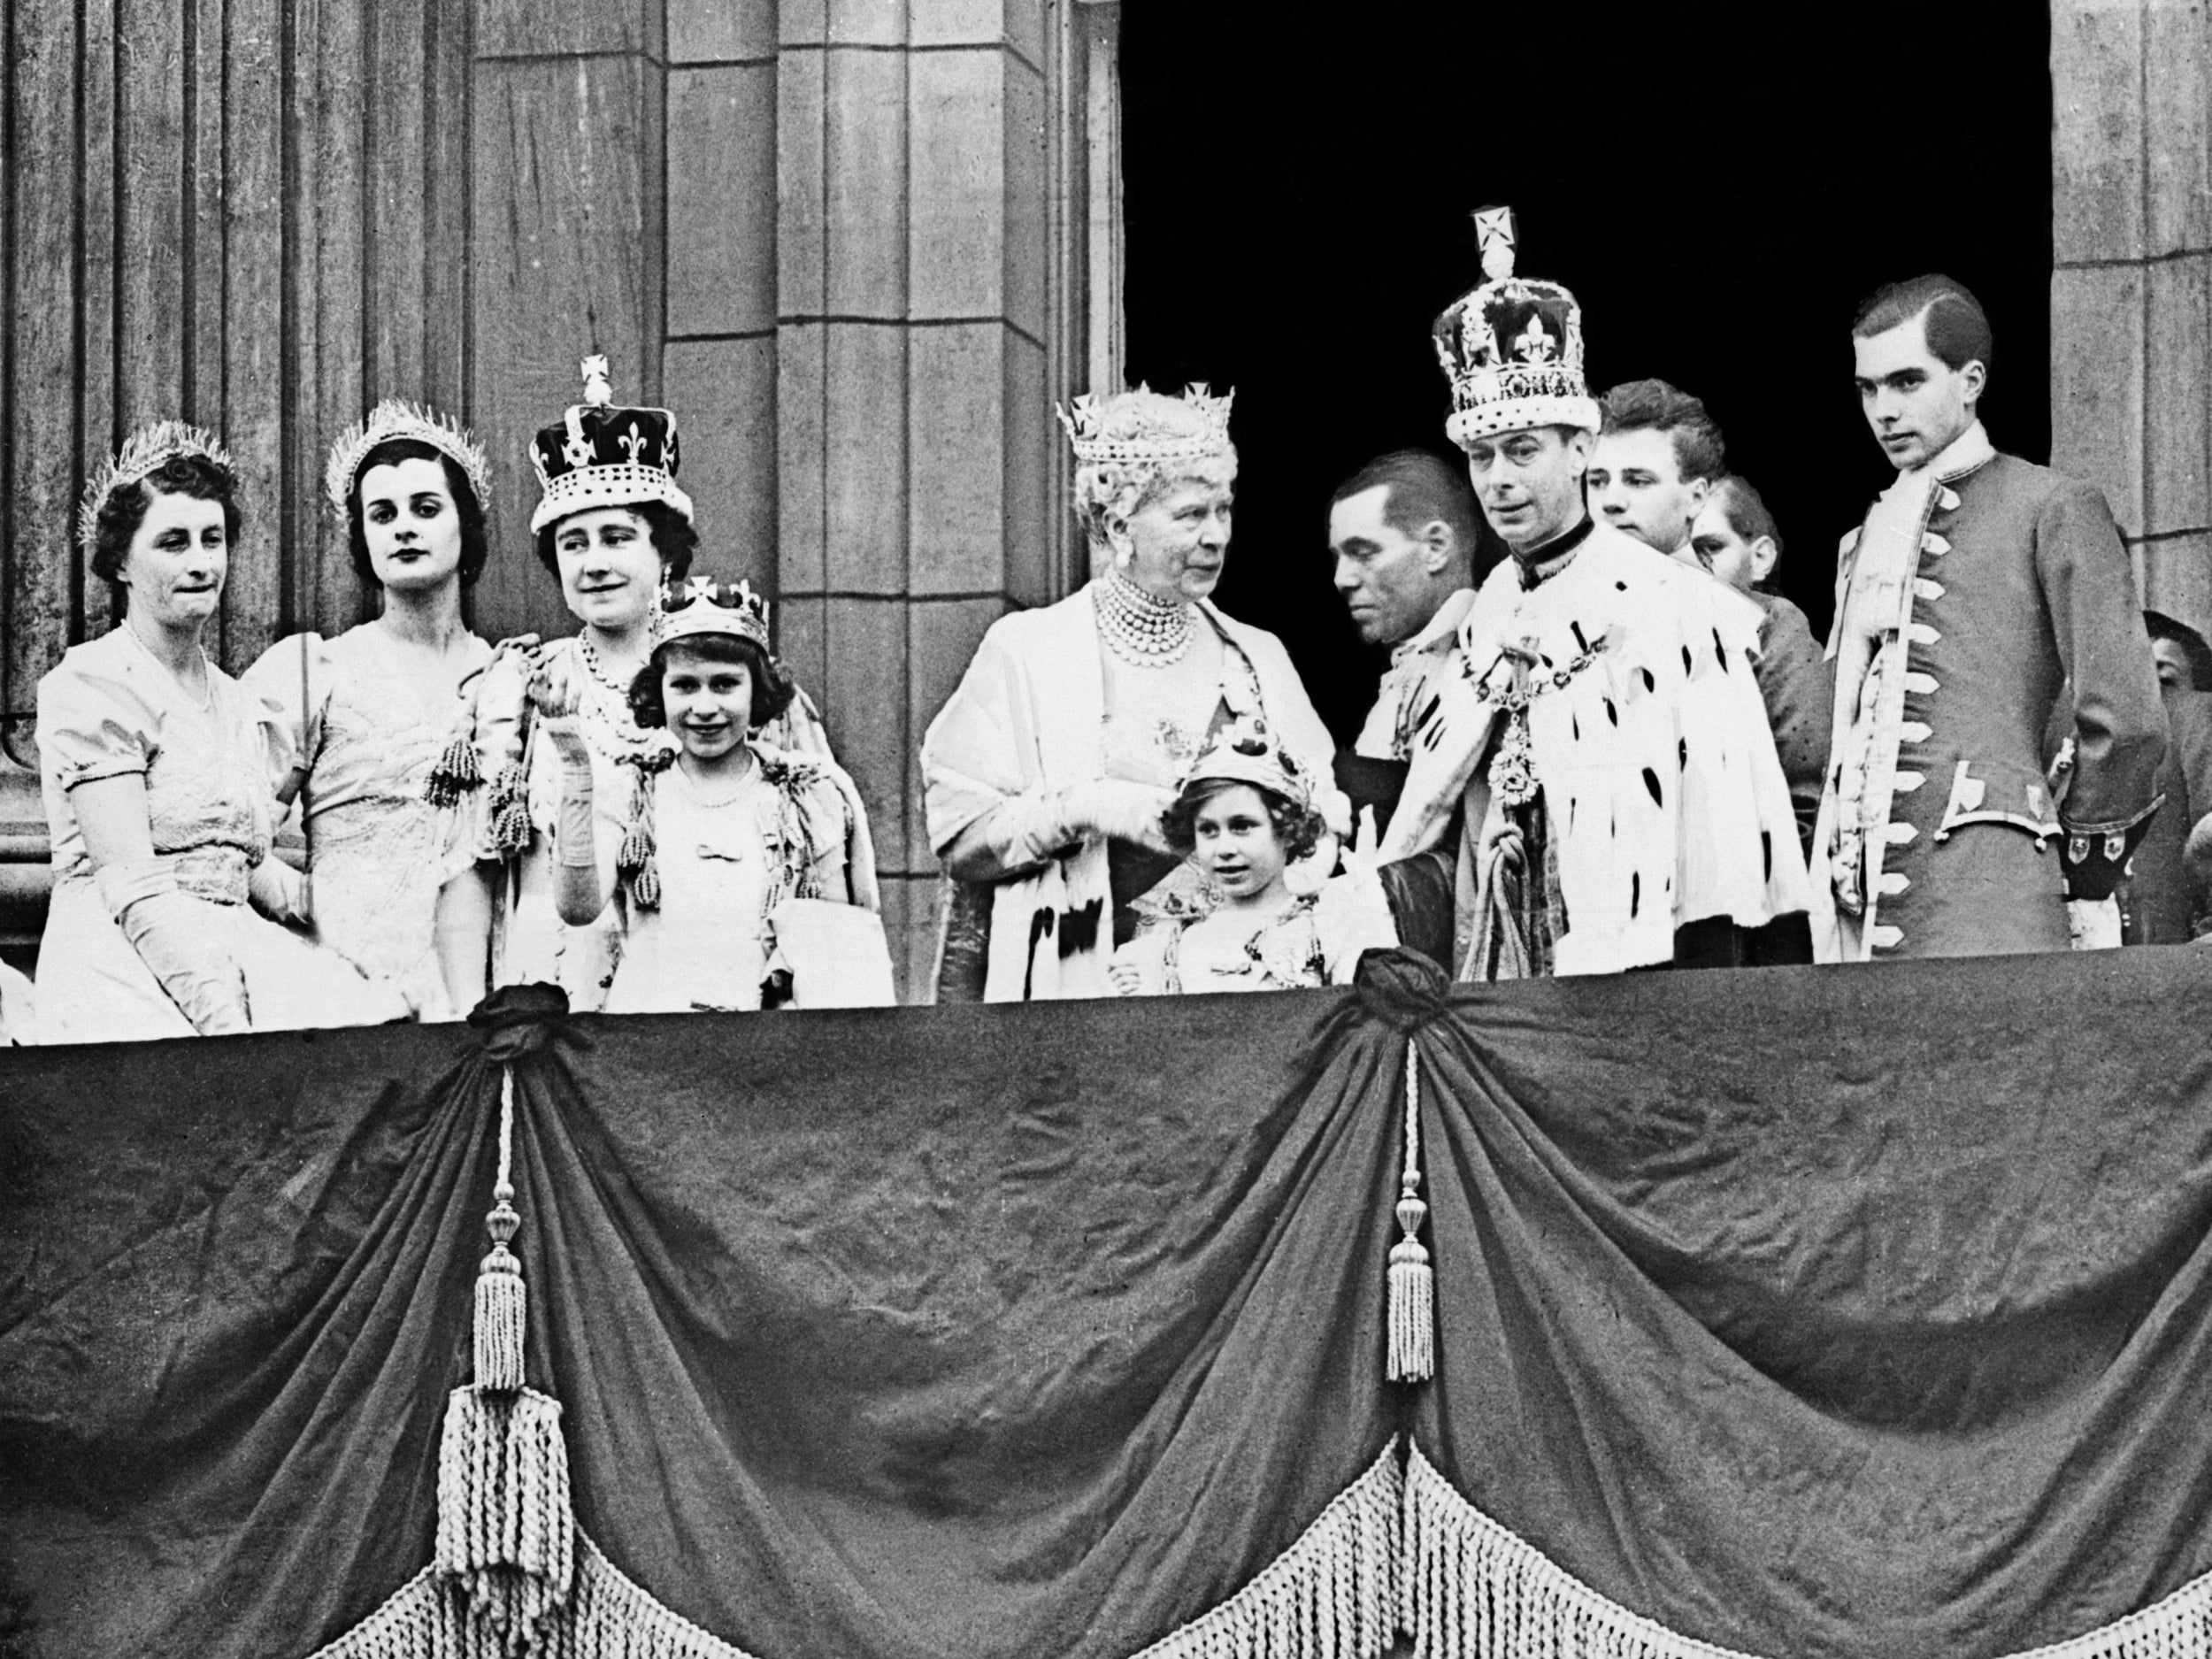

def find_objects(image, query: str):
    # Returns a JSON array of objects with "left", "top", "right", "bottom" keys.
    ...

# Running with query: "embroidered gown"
[
  {"left": 244, "top": 626, "right": 494, "bottom": 1018},
  {"left": 602, "top": 747, "right": 853, "bottom": 1014},
  {"left": 35, "top": 628, "right": 412, "bottom": 1042}
]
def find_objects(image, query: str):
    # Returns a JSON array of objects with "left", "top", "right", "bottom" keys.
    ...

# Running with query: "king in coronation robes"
[{"left": 1376, "top": 209, "right": 1812, "bottom": 978}]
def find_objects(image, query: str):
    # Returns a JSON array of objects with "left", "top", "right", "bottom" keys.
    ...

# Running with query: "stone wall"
[{"left": 2052, "top": 0, "right": 2212, "bottom": 635}]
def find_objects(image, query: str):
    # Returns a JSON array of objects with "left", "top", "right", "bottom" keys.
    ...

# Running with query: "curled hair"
[
  {"left": 1852, "top": 273, "right": 1993, "bottom": 381},
  {"left": 90, "top": 454, "right": 243, "bottom": 612},
  {"left": 627, "top": 632, "right": 796, "bottom": 733},
  {"left": 1598, "top": 379, "right": 1726, "bottom": 484},
  {"left": 535, "top": 498, "right": 698, "bottom": 587},
  {"left": 1160, "top": 776, "right": 1324, "bottom": 864},
  {"left": 346, "top": 437, "right": 490, "bottom": 587},
  {"left": 1070, "top": 388, "right": 1238, "bottom": 549}
]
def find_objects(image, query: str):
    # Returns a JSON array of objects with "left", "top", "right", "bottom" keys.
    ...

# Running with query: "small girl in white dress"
[
  {"left": 539, "top": 577, "right": 884, "bottom": 1014},
  {"left": 1109, "top": 718, "right": 1395, "bottom": 996}
]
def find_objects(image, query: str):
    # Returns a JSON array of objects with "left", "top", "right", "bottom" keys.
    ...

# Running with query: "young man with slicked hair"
[{"left": 1811, "top": 273, "right": 2167, "bottom": 961}]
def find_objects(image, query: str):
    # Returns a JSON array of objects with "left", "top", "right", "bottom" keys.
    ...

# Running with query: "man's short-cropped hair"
[
  {"left": 1851, "top": 273, "right": 1994, "bottom": 380},
  {"left": 1328, "top": 448, "right": 1486, "bottom": 562},
  {"left": 1597, "top": 378, "right": 1726, "bottom": 484}
]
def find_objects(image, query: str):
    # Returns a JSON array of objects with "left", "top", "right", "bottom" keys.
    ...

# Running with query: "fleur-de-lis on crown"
[
  {"left": 619, "top": 422, "right": 646, "bottom": 465},
  {"left": 1513, "top": 314, "right": 1557, "bottom": 364}
]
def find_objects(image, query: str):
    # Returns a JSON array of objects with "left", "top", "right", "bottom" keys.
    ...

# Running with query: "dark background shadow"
[{"left": 1122, "top": 1, "right": 2054, "bottom": 741}]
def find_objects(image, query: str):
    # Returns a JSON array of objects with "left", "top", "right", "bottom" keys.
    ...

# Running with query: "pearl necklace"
[
  {"left": 1094, "top": 568, "right": 1194, "bottom": 666},
  {"left": 671, "top": 748, "right": 757, "bottom": 809}
]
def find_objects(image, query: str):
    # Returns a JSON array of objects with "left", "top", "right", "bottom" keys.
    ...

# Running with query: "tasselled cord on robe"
[{"left": 1388, "top": 1040, "right": 1434, "bottom": 1383}]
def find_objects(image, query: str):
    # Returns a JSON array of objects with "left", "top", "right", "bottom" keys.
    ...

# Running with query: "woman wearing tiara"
[
  {"left": 534, "top": 576, "right": 884, "bottom": 1014},
  {"left": 472, "top": 357, "right": 857, "bottom": 1009},
  {"left": 242, "top": 403, "right": 497, "bottom": 1019},
  {"left": 922, "top": 383, "right": 1348, "bottom": 1002},
  {"left": 34, "top": 423, "right": 415, "bottom": 1041}
]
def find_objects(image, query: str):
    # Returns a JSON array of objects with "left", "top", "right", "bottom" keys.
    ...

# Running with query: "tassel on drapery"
[
  {"left": 433, "top": 1066, "right": 575, "bottom": 1658},
  {"left": 1387, "top": 1041, "right": 1434, "bottom": 1384},
  {"left": 309, "top": 1060, "right": 754, "bottom": 1659}
]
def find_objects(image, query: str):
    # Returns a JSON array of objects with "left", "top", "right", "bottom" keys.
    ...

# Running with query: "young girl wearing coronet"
[
  {"left": 538, "top": 576, "right": 885, "bottom": 1013},
  {"left": 1109, "top": 718, "right": 1395, "bottom": 996}
]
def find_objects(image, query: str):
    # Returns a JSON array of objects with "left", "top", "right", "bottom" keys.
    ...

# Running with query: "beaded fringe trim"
[
  {"left": 1128, "top": 1444, "right": 1404, "bottom": 1659},
  {"left": 1400, "top": 1443, "right": 2212, "bottom": 1659},
  {"left": 304, "top": 1532, "right": 757, "bottom": 1659}
]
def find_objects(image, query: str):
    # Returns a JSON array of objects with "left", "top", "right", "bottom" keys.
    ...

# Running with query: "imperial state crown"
[{"left": 1432, "top": 206, "right": 1600, "bottom": 447}]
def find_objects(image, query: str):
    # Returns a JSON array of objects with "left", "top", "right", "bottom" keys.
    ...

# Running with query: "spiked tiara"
[
  {"left": 528, "top": 355, "right": 691, "bottom": 534},
  {"left": 324, "top": 400, "right": 493, "bottom": 519},
  {"left": 1056, "top": 383, "right": 1235, "bottom": 468},
  {"left": 77, "top": 420, "right": 234, "bottom": 559}
]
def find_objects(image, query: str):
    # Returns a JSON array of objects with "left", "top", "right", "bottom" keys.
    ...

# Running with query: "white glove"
[
  {"left": 97, "top": 861, "right": 250, "bottom": 1036},
  {"left": 1061, "top": 777, "right": 1179, "bottom": 852},
  {"left": 248, "top": 854, "right": 310, "bottom": 925},
  {"left": 981, "top": 778, "right": 1177, "bottom": 870},
  {"left": 526, "top": 646, "right": 584, "bottom": 720},
  {"left": 542, "top": 719, "right": 599, "bottom": 870}
]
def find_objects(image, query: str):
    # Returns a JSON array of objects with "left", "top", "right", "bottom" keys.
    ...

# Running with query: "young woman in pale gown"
[
  {"left": 34, "top": 422, "right": 412, "bottom": 1041},
  {"left": 245, "top": 403, "right": 496, "bottom": 1018}
]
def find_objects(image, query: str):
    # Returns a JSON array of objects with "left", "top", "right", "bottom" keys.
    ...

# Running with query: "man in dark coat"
[{"left": 1810, "top": 275, "right": 2167, "bottom": 960}]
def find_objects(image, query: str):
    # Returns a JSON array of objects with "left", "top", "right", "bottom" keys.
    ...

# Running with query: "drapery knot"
[
  {"left": 1353, "top": 947, "right": 1453, "bottom": 1034},
  {"left": 468, "top": 983, "right": 572, "bottom": 1062}
]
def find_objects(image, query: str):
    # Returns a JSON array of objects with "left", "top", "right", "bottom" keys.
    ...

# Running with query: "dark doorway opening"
[{"left": 1122, "top": 2, "right": 2054, "bottom": 741}]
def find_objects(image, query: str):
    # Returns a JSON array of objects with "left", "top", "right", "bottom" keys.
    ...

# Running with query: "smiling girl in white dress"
[
  {"left": 535, "top": 577, "right": 881, "bottom": 1013},
  {"left": 1108, "top": 718, "right": 1395, "bottom": 996}
]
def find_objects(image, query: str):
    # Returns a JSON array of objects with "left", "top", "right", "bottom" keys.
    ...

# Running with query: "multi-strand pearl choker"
[{"left": 1094, "top": 567, "right": 1194, "bottom": 666}]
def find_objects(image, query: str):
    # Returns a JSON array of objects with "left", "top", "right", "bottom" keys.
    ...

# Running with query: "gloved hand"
[
  {"left": 540, "top": 718, "right": 600, "bottom": 871},
  {"left": 248, "top": 853, "right": 311, "bottom": 926},
  {"left": 981, "top": 777, "right": 1178, "bottom": 871},
  {"left": 526, "top": 645, "right": 583, "bottom": 720},
  {"left": 97, "top": 861, "right": 250, "bottom": 1035}
]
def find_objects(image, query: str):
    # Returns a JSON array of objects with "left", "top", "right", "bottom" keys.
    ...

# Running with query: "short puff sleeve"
[{"left": 35, "top": 649, "right": 161, "bottom": 789}]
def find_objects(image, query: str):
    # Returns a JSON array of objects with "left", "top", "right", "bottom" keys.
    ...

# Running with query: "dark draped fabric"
[{"left": 6, "top": 946, "right": 2212, "bottom": 1657}]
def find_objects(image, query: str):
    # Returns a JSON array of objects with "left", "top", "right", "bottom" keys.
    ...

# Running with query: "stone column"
[
  {"left": 469, "top": 0, "right": 668, "bottom": 644},
  {"left": 2051, "top": 0, "right": 2212, "bottom": 636},
  {"left": 775, "top": 0, "right": 1103, "bottom": 997}
]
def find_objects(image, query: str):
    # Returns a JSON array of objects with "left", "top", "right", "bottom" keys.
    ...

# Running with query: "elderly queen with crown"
[
  {"left": 1374, "top": 209, "right": 1811, "bottom": 977},
  {"left": 923, "top": 383, "right": 1348, "bottom": 1002}
]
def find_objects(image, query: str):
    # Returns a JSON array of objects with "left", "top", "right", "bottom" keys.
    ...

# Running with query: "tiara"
[
  {"left": 324, "top": 400, "right": 493, "bottom": 518},
  {"left": 659, "top": 574, "right": 770, "bottom": 649},
  {"left": 1182, "top": 715, "right": 1312, "bottom": 811},
  {"left": 1056, "top": 382, "right": 1235, "bottom": 467},
  {"left": 77, "top": 420, "right": 234, "bottom": 558}
]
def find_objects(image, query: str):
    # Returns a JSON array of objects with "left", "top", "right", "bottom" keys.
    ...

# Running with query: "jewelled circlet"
[{"left": 1094, "top": 567, "right": 1195, "bottom": 666}]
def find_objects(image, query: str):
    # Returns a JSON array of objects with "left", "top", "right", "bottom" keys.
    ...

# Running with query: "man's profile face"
[
  {"left": 1462, "top": 426, "right": 1591, "bottom": 554},
  {"left": 1686, "top": 497, "right": 1774, "bottom": 592},
  {"left": 1586, "top": 426, "right": 1707, "bottom": 555},
  {"left": 1329, "top": 484, "right": 1448, "bottom": 646},
  {"left": 1854, "top": 311, "right": 1983, "bottom": 472}
]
